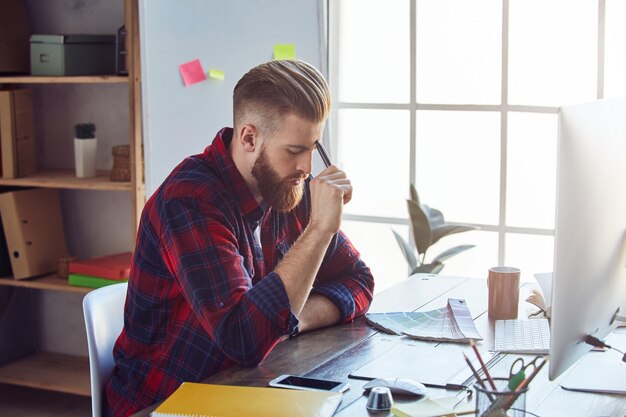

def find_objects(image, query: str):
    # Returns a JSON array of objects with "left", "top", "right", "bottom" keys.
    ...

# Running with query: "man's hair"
[{"left": 233, "top": 60, "right": 331, "bottom": 137}]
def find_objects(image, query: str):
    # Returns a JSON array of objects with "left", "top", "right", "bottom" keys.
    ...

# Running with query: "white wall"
[{"left": 139, "top": 0, "right": 323, "bottom": 195}]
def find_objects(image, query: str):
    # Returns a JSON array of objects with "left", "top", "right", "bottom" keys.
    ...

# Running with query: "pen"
[
  {"left": 315, "top": 140, "right": 332, "bottom": 168},
  {"left": 470, "top": 339, "right": 497, "bottom": 390},
  {"left": 420, "top": 382, "right": 466, "bottom": 391}
]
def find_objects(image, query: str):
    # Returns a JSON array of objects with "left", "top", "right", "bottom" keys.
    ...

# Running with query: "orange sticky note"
[{"left": 179, "top": 59, "right": 207, "bottom": 86}]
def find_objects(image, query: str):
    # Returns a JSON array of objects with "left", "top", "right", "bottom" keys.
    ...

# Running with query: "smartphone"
[{"left": 268, "top": 374, "right": 350, "bottom": 393}]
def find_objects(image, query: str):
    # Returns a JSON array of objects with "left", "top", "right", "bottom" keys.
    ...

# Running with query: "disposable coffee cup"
[{"left": 488, "top": 266, "right": 520, "bottom": 320}]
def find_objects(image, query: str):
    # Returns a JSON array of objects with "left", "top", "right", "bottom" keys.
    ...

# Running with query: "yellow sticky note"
[
  {"left": 208, "top": 69, "right": 225, "bottom": 80},
  {"left": 273, "top": 44, "right": 296, "bottom": 60}
]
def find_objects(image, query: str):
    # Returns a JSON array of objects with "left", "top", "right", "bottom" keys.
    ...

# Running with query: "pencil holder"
[{"left": 475, "top": 377, "right": 528, "bottom": 417}]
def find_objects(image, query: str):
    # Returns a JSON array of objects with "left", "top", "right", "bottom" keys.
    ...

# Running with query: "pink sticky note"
[{"left": 179, "top": 59, "right": 207, "bottom": 86}]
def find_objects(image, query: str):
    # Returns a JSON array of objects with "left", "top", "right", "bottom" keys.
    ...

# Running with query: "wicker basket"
[
  {"left": 57, "top": 256, "right": 76, "bottom": 279},
  {"left": 110, "top": 145, "right": 131, "bottom": 181}
]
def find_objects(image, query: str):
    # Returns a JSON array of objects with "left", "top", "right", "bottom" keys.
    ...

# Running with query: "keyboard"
[{"left": 494, "top": 319, "right": 551, "bottom": 354}]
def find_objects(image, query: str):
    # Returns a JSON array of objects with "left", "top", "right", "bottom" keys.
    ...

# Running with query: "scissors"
[{"left": 508, "top": 356, "right": 545, "bottom": 390}]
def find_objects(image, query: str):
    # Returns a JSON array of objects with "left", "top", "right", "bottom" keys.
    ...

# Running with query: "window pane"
[
  {"left": 336, "top": 0, "right": 410, "bottom": 103},
  {"left": 342, "top": 221, "right": 409, "bottom": 294},
  {"left": 337, "top": 109, "right": 410, "bottom": 218},
  {"left": 506, "top": 113, "right": 558, "bottom": 229},
  {"left": 604, "top": 0, "right": 626, "bottom": 98},
  {"left": 428, "top": 230, "right": 499, "bottom": 280},
  {"left": 505, "top": 233, "right": 554, "bottom": 283},
  {"left": 509, "top": 0, "right": 597, "bottom": 106},
  {"left": 416, "top": 111, "right": 500, "bottom": 225},
  {"left": 416, "top": 0, "right": 502, "bottom": 104}
]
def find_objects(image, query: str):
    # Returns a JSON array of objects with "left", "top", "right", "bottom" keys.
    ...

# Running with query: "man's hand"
[
  {"left": 274, "top": 166, "right": 352, "bottom": 322},
  {"left": 308, "top": 166, "right": 352, "bottom": 236}
]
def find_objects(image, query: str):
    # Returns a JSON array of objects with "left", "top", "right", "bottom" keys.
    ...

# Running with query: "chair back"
[{"left": 83, "top": 282, "right": 128, "bottom": 417}]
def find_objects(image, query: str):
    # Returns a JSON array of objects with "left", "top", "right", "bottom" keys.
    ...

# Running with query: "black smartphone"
[{"left": 268, "top": 374, "right": 350, "bottom": 393}]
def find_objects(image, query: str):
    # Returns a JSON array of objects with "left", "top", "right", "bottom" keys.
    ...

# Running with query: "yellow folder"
[{"left": 151, "top": 382, "right": 342, "bottom": 417}]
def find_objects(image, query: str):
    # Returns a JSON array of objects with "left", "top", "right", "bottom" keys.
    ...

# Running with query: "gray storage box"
[{"left": 30, "top": 34, "right": 116, "bottom": 76}]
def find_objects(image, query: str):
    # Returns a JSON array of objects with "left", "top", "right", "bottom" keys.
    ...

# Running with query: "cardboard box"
[
  {"left": 30, "top": 34, "right": 116, "bottom": 76},
  {"left": 0, "top": 88, "right": 36, "bottom": 178},
  {"left": 0, "top": 0, "right": 31, "bottom": 74},
  {"left": 0, "top": 188, "right": 68, "bottom": 279}
]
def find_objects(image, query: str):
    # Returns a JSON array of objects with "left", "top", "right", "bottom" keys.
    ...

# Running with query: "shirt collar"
[{"left": 204, "top": 128, "right": 266, "bottom": 223}]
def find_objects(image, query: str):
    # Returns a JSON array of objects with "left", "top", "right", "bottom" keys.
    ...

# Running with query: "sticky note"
[
  {"left": 208, "top": 69, "right": 225, "bottom": 80},
  {"left": 179, "top": 59, "right": 207, "bottom": 86},
  {"left": 273, "top": 44, "right": 296, "bottom": 60}
]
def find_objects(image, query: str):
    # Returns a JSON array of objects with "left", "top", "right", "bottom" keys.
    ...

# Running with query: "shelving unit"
[
  {"left": 0, "top": 273, "right": 91, "bottom": 294},
  {"left": 0, "top": 75, "right": 128, "bottom": 84},
  {"left": 0, "top": 0, "right": 144, "bottom": 397}
]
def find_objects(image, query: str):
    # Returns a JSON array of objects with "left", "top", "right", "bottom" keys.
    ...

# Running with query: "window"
[{"left": 329, "top": 0, "right": 624, "bottom": 292}]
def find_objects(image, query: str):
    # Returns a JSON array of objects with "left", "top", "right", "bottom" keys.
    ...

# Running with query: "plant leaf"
[
  {"left": 412, "top": 262, "right": 444, "bottom": 274},
  {"left": 431, "top": 223, "right": 479, "bottom": 246},
  {"left": 431, "top": 244, "right": 475, "bottom": 263},
  {"left": 423, "top": 205, "right": 445, "bottom": 228},
  {"left": 391, "top": 229, "right": 419, "bottom": 271},
  {"left": 409, "top": 183, "right": 420, "bottom": 206},
  {"left": 407, "top": 199, "right": 432, "bottom": 255}
]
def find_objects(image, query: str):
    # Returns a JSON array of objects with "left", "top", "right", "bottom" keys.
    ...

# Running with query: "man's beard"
[{"left": 251, "top": 147, "right": 306, "bottom": 213}]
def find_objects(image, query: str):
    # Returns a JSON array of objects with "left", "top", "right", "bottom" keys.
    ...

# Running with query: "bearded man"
[{"left": 103, "top": 60, "right": 375, "bottom": 417}]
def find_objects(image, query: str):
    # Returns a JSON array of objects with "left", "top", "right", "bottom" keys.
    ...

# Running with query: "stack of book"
[{"left": 68, "top": 252, "right": 131, "bottom": 288}]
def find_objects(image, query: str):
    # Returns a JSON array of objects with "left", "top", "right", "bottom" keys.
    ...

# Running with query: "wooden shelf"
[
  {"left": 0, "top": 169, "right": 131, "bottom": 191},
  {"left": 0, "top": 75, "right": 128, "bottom": 84},
  {"left": 0, "top": 352, "right": 90, "bottom": 396},
  {"left": 0, "top": 274, "right": 92, "bottom": 294}
]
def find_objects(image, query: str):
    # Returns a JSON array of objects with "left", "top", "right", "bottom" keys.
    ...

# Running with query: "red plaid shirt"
[{"left": 103, "top": 128, "right": 374, "bottom": 417}]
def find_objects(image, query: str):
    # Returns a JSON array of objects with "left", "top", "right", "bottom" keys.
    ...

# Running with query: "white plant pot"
[{"left": 74, "top": 137, "right": 97, "bottom": 178}]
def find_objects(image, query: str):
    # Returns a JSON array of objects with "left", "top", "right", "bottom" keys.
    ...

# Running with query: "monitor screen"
[{"left": 549, "top": 96, "right": 626, "bottom": 381}]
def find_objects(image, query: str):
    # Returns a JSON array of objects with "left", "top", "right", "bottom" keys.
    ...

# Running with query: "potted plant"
[
  {"left": 393, "top": 184, "right": 478, "bottom": 274},
  {"left": 74, "top": 123, "right": 97, "bottom": 178}
]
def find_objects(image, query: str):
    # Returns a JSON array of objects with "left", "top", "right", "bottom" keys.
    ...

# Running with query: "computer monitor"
[{"left": 548, "top": 96, "right": 626, "bottom": 381}]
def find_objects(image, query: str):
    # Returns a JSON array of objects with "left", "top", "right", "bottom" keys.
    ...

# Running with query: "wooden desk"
[{"left": 133, "top": 274, "right": 626, "bottom": 417}]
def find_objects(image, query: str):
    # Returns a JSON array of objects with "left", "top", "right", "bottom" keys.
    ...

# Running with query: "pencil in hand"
[{"left": 315, "top": 141, "right": 332, "bottom": 168}]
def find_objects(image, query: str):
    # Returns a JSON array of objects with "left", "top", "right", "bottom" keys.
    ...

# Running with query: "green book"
[{"left": 68, "top": 273, "right": 127, "bottom": 289}]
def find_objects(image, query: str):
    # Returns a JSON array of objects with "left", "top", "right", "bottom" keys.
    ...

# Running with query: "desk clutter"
[
  {"left": 467, "top": 339, "right": 547, "bottom": 417},
  {"left": 365, "top": 298, "right": 482, "bottom": 343}
]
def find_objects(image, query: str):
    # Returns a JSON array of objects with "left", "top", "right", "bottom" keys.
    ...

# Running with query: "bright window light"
[
  {"left": 336, "top": 0, "right": 410, "bottom": 103},
  {"left": 417, "top": 0, "right": 502, "bottom": 104},
  {"left": 337, "top": 109, "right": 410, "bottom": 219},
  {"left": 416, "top": 111, "right": 500, "bottom": 225},
  {"left": 508, "top": 0, "right": 597, "bottom": 106},
  {"left": 506, "top": 112, "right": 558, "bottom": 229}
]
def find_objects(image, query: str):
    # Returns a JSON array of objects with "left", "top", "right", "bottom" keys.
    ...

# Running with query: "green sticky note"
[
  {"left": 273, "top": 44, "right": 296, "bottom": 60},
  {"left": 208, "top": 69, "right": 225, "bottom": 80}
]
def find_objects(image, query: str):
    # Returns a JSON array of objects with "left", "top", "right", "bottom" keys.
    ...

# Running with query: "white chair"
[{"left": 83, "top": 282, "right": 128, "bottom": 417}]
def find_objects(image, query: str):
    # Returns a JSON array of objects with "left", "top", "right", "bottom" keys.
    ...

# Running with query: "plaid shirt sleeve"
[
  {"left": 273, "top": 181, "right": 375, "bottom": 324},
  {"left": 311, "top": 230, "right": 375, "bottom": 323},
  {"left": 159, "top": 196, "right": 299, "bottom": 365}
]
